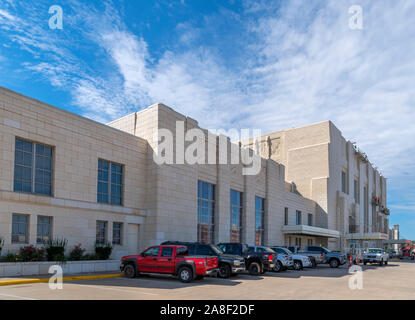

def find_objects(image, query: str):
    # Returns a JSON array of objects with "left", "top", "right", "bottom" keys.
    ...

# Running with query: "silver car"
[
  {"left": 363, "top": 248, "right": 389, "bottom": 266},
  {"left": 271, "top": 247, "right": 313, "bottom": 270}
]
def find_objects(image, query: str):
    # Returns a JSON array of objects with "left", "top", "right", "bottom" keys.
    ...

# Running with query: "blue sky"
[{"left": 0, "top": 0, "right": 414, "bottom": 239}]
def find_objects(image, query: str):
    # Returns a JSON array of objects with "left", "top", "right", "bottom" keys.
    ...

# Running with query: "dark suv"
[
  {"left": 217, "top": 243, "right": 275, "bottom": 275},
  {"left": 161, "top": 241, "right": 245, "bottom": 278}
]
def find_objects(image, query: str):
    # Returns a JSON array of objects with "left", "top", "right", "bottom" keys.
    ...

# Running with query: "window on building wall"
[
  {"left": 37, "top": 216, "right": 52, "bottom": 244},
  {"left": 354, "top": 179, "right": 360, "bottom": 203},
  {"left": 307, "top": 239, "right": 313, "bottom": 246},
  {"left": 364, "top": 186, "right": 368, "bottom": 232},
  {"left": 308, "top": 213, "right": 313, "bottom": 226},
  {"left": 295, "top": 237, "right": 302, "bottom": 248},
  {"left": 255, "top": 196, "right": 265, "bottom": 246},
  {"left": 14, "top": 138, "right": 53, "bottom": 196},
  {"left": 284, "top": 207, "right": 289, "bottom": 225},
  {"left": 112, "top": 222, "right": 123, "bottom": 245},
  {"left": 96, "top": 220, "right": 107, "bottom": 244},
  {"left": 341, "top": 170, "right": 347, "bottom": 193},
  {"left": 12, "top": 214, "right": 29, "bottom": 244},
  {"left": 296, "top": 210, "right": 302, "bottom": 225},
  {"left": 97, "top": 159, "right": 123, "bottom": 205},
  {"left": 197, "top": 181, "right": 215, "bottom": 244},
  {"left": 230, "top": 189, "right": 243, "bottom": 243}
]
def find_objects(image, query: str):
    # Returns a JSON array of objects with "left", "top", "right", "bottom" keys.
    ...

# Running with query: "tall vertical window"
[
  {"left": 37, "top": 216, "right": 52, "bottom": 243},
  {"left": 364, "top": 186, "right": 368, "bottom": 232},
  {"left": 230, "top": 189, "right": 243, "bottom": 243},
  {"left": 12, "top": 214, "right": 29, "bottom": 243},
  {"left": 112, "top": 222, "right": 123, "bottom": 245},
  {"left": 97, "top": 159, "right": 123, "bottom": 205},
  {"left": 96, "top": 220, "right": 107, "bottom": 244},
  {"left": 341, "top": 170, "right": 347, "bottom": 193},
  {"left": 255, "top": 196, "right": 265, "bottom": 246},
  {"left": 296, "top": 210, "right": 302, "bottom": 225},
  {"left": 284, "top": 207, "right": 289, "bottom": 225},
  {"left": 14, "top": 138, "right": 53, "bottom": 196},
  {"left": 197, "top": 181, "right": 215, "bottom": 244},
  {"left": 354, "top": 178, "right": 360, "bottom": 203},
  {"left": 307, "top": 213, "right": 313, "bottom": 226}
]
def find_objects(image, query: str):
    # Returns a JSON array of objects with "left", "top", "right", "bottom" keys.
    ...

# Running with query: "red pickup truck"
[{"left": 120, "top": 245, "right": 219, "bottom": 283}]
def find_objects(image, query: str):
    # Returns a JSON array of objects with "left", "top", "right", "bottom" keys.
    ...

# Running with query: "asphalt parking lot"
[{"left": 1, "top": 260, "right": 414, "bottom": 300}]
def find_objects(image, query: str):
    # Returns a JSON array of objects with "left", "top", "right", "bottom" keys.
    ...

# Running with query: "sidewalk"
[{"left": 0, "top": 271, "right": 124, "bottom": 286}]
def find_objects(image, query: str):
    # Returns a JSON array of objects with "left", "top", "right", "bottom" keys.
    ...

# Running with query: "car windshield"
[
  {"left": 280, "top": 248, "right": 292, "bottom": 254},
  {"left": 211, "top": 245, "right": 224, "bottom": 254},
  {"left": 368, "top": 249, "right": 383, "bottom": 254}
]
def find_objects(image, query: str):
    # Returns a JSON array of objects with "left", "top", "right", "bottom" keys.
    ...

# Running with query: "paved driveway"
[{"left": 0, "top": 261, "right": 413, "bottom": 300}]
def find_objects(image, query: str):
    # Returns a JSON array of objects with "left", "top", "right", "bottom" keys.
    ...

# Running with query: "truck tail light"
[{"left": 268, "top": 254, "right": 273, "bottom": 261}]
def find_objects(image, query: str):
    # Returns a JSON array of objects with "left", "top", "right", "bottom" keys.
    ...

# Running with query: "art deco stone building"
[{"left": 0, "top": 87, "right": 389, "bottom": 258}]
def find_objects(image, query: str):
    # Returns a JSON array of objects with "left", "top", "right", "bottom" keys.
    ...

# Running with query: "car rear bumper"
[{"left": 364, "top": 258, "right": 382, "bottom": 263}]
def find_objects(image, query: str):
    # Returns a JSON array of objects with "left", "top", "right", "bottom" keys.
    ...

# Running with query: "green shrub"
[
  {"left": 0, "top": 252, "right": 17, "bottom": 262},
  {"left": 69, "top": 243, "right": 86, "bottom": 261},
  {"left": 95, "top": 241, "right": 112, "bottom": 260},
  {"left": 16, "top": 245, "right": 46, "bottom": 262},
  {"left": 45, "top": 238, "right": 68, "bottom": 262},
  {"left": 81, "top": 253, "right": 99, "bottom": 260}
]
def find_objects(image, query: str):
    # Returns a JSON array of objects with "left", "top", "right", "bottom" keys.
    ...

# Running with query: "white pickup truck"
[{"left": 363, "top": 248, "right": 389, "bottom": 266}]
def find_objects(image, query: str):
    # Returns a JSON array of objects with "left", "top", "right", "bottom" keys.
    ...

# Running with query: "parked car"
[
  {"left": 217, "top": 243, "right": 275, "bottom": 275},
  {"left": 120, "top": 245, "right": 218, "bottom": 283},
  {"left": 283, "top": 246, "right": 320, "bottom": 267},
  {"left": 363, "top": 248, "right": 389, "bottom": 266},
  {"left": 270, "top": 246, "right": 313, "bottom": 270},
  {"left": 161, "top": 241, "right": 245, "bottom": 278},
  {"left": 387, "top": 250, "right": 397, "bottom": 259},
  {"left": 293, "top": 245, "right": 346, "bottom": 268}
]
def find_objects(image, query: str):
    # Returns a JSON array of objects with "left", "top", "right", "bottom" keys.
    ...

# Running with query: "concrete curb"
[{"left": 0, "top": 273, "right": 124, "bottom": 286}]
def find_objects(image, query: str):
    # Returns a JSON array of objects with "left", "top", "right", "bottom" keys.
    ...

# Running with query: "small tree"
[
  {"left": 95, "top": 241, "right": 113, "bottom": 260},
  {"left": 45, "top": 238, "right": 68, "bottom": 262}
]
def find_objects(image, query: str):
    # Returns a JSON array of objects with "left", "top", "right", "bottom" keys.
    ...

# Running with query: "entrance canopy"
[
  {"left": 282, "top": 225, "right": 340, "bottom": 238},
  {"left": 345, "top": 232, "right": 389, "bottom": 241}
]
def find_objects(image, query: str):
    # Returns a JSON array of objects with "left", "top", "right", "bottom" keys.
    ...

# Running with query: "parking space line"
[
  {"left": 76, "top": 284, "right": 159, "bottom": 296},
  {"left": 0, "top": 293, "right": 38, "bottom": 300}
]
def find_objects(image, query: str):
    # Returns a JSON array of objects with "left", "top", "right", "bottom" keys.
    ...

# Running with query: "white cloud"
[{"left": 1, "top": 0, "right": 415, "bottom": 223}]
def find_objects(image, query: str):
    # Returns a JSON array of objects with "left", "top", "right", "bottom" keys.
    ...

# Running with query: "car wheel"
[
  {"left": 178, "top": 267, "right": 193, "bottom": 283},
  {"left": 273, "top": 261, "right": 283, "bottom": 273},
  {"left": 329, "top": 259, "right": 339, "bottom": 268},
  {"left": 248, "top": 262, "right": 261, "bottom": 275},
  {"left": 124, "top": 264, "right": 136, "bottom": 278},
  {"left": 218, "top": 264, "right": 231, "bottom": 278},
  {"left": 293, "top": 260, "right": 302, "bottom": 270}
]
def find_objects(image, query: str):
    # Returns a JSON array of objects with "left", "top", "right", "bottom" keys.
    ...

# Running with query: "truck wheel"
[
  {"left": 293, "top": 260, "right": 302, "bottom": 270},
  {"left": 329, "top": 259, "right": 339, "bottom": 268},
  {"left": 273, "top": 261, "right": 283, "bottom": 272},
  {"left": 248, "top": 262, "right": 261, "bottom": 275},
  {"left": 178, "top": 267, "right": 193, "bottom": 283},
  {"left": 218, "top": 264, "right": 231, "bottom": 278},
  {"left": 384, "top": 260, "right": 388, "bottom": 265},
  {"left": 379, "top": 260, "right": 383, "bottom": 266},
  {"left": 124, "top": 264, "right": 136, "bottom": 278}
]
